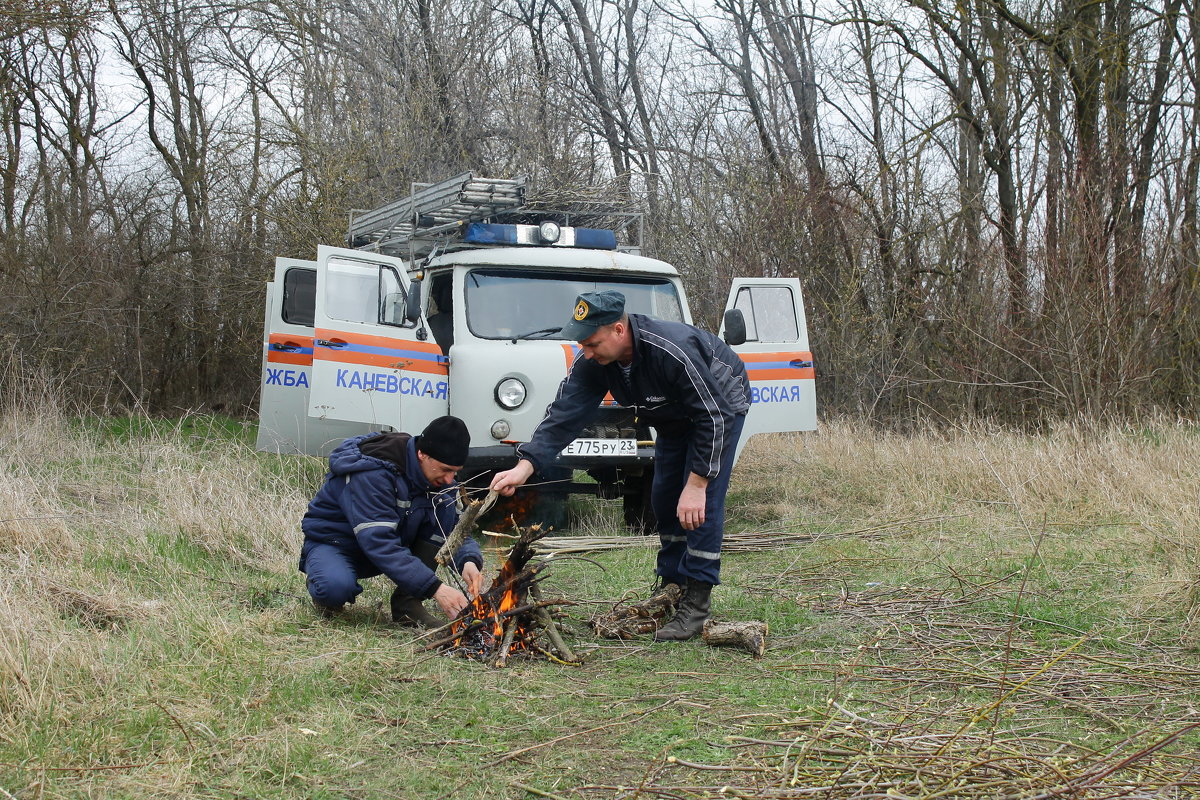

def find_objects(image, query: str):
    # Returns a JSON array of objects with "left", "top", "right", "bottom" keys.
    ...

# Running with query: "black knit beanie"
[{"left": 416, "top": 415, "right": 470, "bottom": 466}]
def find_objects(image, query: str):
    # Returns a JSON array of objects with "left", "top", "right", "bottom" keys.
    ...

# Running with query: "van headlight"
[{"left": 495, "top": 378, "right": 527, "bottom": 409}]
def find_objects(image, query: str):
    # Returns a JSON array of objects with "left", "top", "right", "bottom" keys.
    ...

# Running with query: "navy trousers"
[
  {"left": 302, "top": 538, "right": 439, "bottom": 609},
  {"left": 651, "top": 414, "right": 745, "bottom": 586}
]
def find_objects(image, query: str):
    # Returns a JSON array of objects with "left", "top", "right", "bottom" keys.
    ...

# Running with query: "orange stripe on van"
[
  {"left": 746, "top": 367, "right": 815, "bottom": 381},
  {"left": 313, "top": 328, "right": 448, "bottom": 376},
  {"left": 267, "top": 351, "right": 313, "bottom": 366},
  {"left": 738, "top": 350, "right": 813, "bottom": 363},
  {"left": 267, "top": 333, "right": 315, "bottom": 366},
  {"left": 738, "top": 350, "right": 815, "bottom": 381},
  {"left": 314, "top": 349, "right": 449, "bottom": 376}
]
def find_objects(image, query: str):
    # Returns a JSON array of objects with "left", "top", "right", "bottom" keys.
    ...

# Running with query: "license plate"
[{"left": 561, "top": 438, "right": 637, "bottom": 457}]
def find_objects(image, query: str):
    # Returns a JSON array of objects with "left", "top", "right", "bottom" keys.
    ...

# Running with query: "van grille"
[{"left": 580, "top": 407, "right": 647, "bottom": 440}]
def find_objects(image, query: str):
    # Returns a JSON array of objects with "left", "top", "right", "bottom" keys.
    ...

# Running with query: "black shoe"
[
  {"left": 312, "top": 598, "right": 344, "bottom": 618},
  {"left": 654, "top": 579, "right": 712, "bottom": 642},
  {"left": 390, "top": 590, "right": 444, "bottom": 628}
]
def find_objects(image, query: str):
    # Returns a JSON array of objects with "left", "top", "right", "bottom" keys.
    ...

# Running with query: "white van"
[{"left": 256, "top": 174, "right": 816, "bottom": 528}]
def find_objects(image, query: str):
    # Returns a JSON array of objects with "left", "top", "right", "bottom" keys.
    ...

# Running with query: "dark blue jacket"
[
  {"left": 518, "top": 315, "right": 751, "bottom": 479},
  {"left": 300, "top": 433, "right": 482, "bottom": 598}
]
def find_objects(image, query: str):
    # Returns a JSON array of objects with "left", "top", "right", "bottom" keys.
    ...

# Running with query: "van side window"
[
  {"left": 323, "top": 256, "right": 413, "bottom": 328},
  {"left": 734, "top": 286, "right": 799, "bottom": 342},
  {"left": 282, "top": 268, "right": 316, "bottom": 327},
  {"left": 379, "top": 265, "right": 410, "bottom": 327}
]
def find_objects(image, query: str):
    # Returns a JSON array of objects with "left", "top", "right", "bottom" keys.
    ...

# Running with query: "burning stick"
[
  {"left": 493, "top": 620, "right": 518, "bottom": 668},
  {"left": 530, "top": 583, "right": 576, "bottom": 662}
]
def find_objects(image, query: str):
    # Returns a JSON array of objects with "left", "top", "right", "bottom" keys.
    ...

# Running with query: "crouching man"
[{"left": 299, "top": 415, "right": 484, "bottom": 626}]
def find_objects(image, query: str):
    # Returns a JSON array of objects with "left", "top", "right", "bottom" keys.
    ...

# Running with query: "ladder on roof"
[{"left": 347, "top": 172, "right": 527, "bottom": 255}]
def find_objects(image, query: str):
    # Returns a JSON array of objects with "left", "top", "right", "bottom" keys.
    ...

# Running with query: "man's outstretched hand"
[{"left": 490, "top": 459, "right": 535, "bottom": 497}]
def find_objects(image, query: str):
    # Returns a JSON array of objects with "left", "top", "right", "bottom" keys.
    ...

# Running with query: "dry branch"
[{"left": 435, "top": 489, "right": 497, "bottom": 567}]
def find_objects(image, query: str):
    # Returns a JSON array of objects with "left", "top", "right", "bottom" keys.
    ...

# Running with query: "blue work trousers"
[
  {"left": 302, "top": 538, "right": 438, "bottom": 609},
  {"left": 651, "top": 414, "right": 745, "bottom": 586}
]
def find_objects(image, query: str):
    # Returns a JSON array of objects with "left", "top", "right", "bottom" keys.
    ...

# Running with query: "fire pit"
[{"left": 424, "top": 493, "right": 578, "bottom": 667}]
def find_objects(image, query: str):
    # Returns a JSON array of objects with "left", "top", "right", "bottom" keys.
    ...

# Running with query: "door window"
[
  {"left": 379, "top": 265, "right": 408, "bottom": 326},
  {"left": 734, "top": 285, "right": 799, "bottom": 342},
  {"left": 282, "top": 268, "right": 316, "bottom": 327},
  {"left": 324, "top": 256, "right": 412, "bottom": 327}
]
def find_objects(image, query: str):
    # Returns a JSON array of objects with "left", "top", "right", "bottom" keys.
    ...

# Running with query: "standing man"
[
  {"left": 300, "top": 415, "right": 484, "bottom": 627},
  {"left": 490, "top": 291, "right": 750, "bottom": 641}
]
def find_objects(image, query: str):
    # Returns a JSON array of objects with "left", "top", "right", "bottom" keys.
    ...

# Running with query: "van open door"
[
  {"left": 256, "top": 258, "right": 374, "bottom": 455},
  {"left": 719, "top": 277, "right": 817, "bottom": 459},
  {"left": 308, "top": 245, "right": 449, "bottom": 430}
]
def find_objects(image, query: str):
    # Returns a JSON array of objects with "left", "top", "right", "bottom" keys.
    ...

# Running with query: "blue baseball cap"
[{"left": 560, "top": 290, "right": 627, "bottom": 341}]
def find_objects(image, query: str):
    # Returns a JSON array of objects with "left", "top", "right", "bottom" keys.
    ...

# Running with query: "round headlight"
[
  {"left": 490, "top": 419, "right": 512, "bottom": 440},
  {"left": 538, "top": 221, "right": 561, "bottom": 244},
  {"left": 495, "top": 377, "right": 527, "bottom": 409}
]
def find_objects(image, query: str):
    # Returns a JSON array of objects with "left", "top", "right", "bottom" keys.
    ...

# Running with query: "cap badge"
[{"left": 574, "top": 300, "right": 589, "bottom": 321}]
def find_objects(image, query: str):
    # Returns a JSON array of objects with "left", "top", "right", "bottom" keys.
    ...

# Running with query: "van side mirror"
[
  {"left": 722, "top": 308, "right": 747, "bottom": 346},
  {"left": 405, "top": 278, "right": 423, "bottom": 322}
]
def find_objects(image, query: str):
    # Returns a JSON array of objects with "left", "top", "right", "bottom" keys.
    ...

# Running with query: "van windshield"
[{"left": 463, "top": 269, "right": 684, "bottom": 340}]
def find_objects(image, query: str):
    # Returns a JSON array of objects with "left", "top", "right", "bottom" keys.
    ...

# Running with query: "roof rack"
[
  {"left": 347, "top": 172, "right": 527, "bottom": 255},
  {"left": 346, "top": 173, "right": 642, "bottom": 259}
]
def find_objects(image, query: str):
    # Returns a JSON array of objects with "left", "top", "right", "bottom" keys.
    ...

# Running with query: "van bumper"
[{"left": 465, "top": 444, "right": 655, "bottom": 471}]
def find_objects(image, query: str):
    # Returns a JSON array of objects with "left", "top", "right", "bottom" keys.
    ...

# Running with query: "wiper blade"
[{"left": 513, "top": 327, "right": 562, "bottom": 341}]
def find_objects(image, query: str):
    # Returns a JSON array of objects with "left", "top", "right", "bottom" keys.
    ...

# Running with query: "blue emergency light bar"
[
  {"left": 462, "top": 222, "right": 617, "bottom": 250},
  {"left": 574, "top": 227, "right": 619, "bottom": 249}
]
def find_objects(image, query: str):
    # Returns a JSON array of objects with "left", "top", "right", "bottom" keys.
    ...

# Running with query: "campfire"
[
  {"left": 421, "top": 489, "right": 767, "bottom": 662},
  {"left": 425, "top": 492, "right": 578, "bottom": 667}
]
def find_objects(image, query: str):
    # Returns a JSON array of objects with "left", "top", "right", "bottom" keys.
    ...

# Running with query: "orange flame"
[{"left": 446, "top": 557, "right": 537, "bottom": 661}]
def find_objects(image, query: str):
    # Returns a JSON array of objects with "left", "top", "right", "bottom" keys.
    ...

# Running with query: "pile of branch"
[
  {"left": 591, "top": 583, "right": 682, "bottom": 639},
  {"left": 592, "top": 585, "right": 768, "bottom": 657},
  {"left": 427, "top": 496, "right": 578, "bottom": 667},
  {"left": 525, "top": 516, "right": 960, "bottom": 556},
  {"left": 573, "top": 712, "right": 1200, "bottom": 799}
]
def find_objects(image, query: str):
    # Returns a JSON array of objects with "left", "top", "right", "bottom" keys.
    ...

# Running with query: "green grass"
[{"left": 3, "top": 414, "right": 1200, "bottom": 797}]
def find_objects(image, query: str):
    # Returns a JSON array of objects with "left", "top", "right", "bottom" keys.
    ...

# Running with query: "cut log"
[{"left": 702, "top": 619, "right": 768, "bottom": 658}]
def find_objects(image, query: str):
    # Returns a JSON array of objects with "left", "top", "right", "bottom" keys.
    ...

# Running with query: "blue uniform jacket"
[
  {"left": 299, "top": 433, "right": 482, "bottom": 599},
  {"left": 518, "top": 315, "right": 751, "bottom": 480}
]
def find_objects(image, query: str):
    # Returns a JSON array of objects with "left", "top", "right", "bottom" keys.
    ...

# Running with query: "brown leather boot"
[
  {"left": 653, "top": 579, "right": 712, "bottom": 642},
  {"left": 390, "top": 589, "right": 443, "bottom": 628}
]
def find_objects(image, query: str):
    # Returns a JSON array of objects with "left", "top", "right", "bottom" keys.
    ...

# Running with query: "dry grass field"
[{"left": 2, "top": 378, "right": 1200, "bottom": 798}]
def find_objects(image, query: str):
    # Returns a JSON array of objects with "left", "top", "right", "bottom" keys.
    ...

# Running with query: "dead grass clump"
[
  {"left": 158, "top": 442, "right": 306, "bottom": 569},
  {"left": 0, "top": 469, "right": 76, "bottom": 557},
  {"left": 737, "top": 417, "right": 1199, "bottom": 534},
  {"left": 0, "top": 573, "right": 111, "bottom": 724},
  {"left": 613, "top": 708, "right": 1200, "bottom": 799},
  {"left": 39, "top": 575, "right": 156, "bottom": 630}
]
